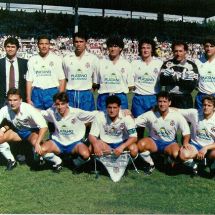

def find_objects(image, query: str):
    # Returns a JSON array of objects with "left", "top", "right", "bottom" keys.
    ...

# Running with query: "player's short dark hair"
[
  {"left": 73, "top": 31, "right": 88, "bottom": 41},
  {"left": 172, "top": 41, "right": 188, "bottom": 51},
  {"left": 203, "top": 38, "right": 215, "bottom": 46},
  {"left": 138, "top": 38, "right": 157, "bottom": 56},
  {"left": 156, "top": 91, "right": 171, "bottom": 101},
  {"left": 202, "top": 95, "right": 215, "bottom": 107},
  {"left": 106, "top": 95, "right": 121, "bottom": 107},
  {"left": 53, "top": 92, "right": 69, "bottom": 103},
  {"left": 37, "top": 35, "right": 51, "bottom": 44},
  {"left": 106, "top": 35, "right": 124, "bottom": 49},
  {"left": 7, "top": 88, "right": 22, "bottom": 99},
  {"left": 4, "top": 37, "right": 20, "bottom": 49}
]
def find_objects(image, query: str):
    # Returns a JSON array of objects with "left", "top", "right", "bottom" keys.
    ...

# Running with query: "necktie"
[{"left": 9, "top": 60, "right": 15, "bottom": 89}]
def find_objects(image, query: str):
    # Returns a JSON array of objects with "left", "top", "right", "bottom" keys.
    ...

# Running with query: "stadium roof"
[{"left": 1, "top": 0, "right": 215, "bottom": 19}]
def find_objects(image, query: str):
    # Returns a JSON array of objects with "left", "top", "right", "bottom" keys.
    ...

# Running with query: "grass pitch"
[{"left": 1, "top": 159, "right": 215, "bottom": 214}]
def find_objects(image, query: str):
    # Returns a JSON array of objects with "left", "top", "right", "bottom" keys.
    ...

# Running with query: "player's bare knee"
[
  {"left": 137, "top": 139, "right": 147, "bottom": 152},
  {"left": 170, "top": 150, "right": 179, "bottom": 159},
  {"left": 80, "top": 149, "right": 90, "bottom": 160},
  {"left": 129, "top": 144, "right": 138, "bottom": 157},
  {"left": 129, "top": 145, "right": 138, "bottom": 157},
  {"left": 173, "top": 151, "right": 179, "bottom": 159}
]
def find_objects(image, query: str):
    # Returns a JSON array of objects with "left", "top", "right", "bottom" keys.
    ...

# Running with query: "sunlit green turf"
[{"left": 0, "top": 161, "right": 215, "bottom": 214}]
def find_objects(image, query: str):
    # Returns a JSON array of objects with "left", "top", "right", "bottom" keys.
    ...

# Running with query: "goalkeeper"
[{"left": 160, "top": 41, "right": 199, "bottom": 108}]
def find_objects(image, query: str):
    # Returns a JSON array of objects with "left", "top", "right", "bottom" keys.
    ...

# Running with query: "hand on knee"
[{"left": 179, "top": 150, "right": 191, "bottom": 161}]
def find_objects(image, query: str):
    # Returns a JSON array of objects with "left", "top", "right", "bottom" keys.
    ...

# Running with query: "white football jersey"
[
  {"left": 90, "top": 111, "right": 137, "bottom": 144},
  {"left": 63, "top": 51, "right": 99, "bottom": 90},
  {"left": 135, "top": 109, "right": 190, "bottom": 142},
  {"left": 41, "top": 107, "right": 97, "bottom": 145},
  {"left": 177, "top": 108, "right": 215, "bottom": 147},
  {"left": 131, "top": 57, "right": 163, "bottom": 95},
  {"left": 0, "top": 102, "right": 47, "bottom": 130},
  {"left": 94, "top": 56, "right": 134, "bottom": 94},
  {"left": 196, "top": 58, "right": 215, "bottom": 94},
  {"left": 26, "top": 52, "right": 65, "bottom": 89}
]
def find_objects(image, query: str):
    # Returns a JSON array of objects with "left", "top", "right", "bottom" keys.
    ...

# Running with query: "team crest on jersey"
[
  {"left": 121, "top": 68, "right": 125, "bottom": 73},
  {"left": 70, "top": 61, "right": 73, "bottom": 65},
  {"left": 170, "top": 120, "right": 175, "bottom": 126},
  {"left": 85, "top": 62, "right": 90, "bottom": 68},
  {"left": 138, "top": 67, "right": 141, "bottom": 71},
  {"left": 110, "top": 126, "right": 115, "bottom": 133},
  {"left": 49, "top": 61, "right": 54, "bottom": 67},
  {"left": 154, "top": 68, "right": 158, "bottom": 74},
  {"left": 71, "top": 118, "right": 76, "bottom": 124},
  {"left": 119, "top": 123, "right": 125, "bottom": 130},
  {"left": 77, "top": 68, "right": 82, "bottom": 73},
  {"left": 104, "top": 125, "right": 108, "bottom": 133},
  {"left": 144, "top": 72, "right": 148, "bottom": 76},
  {"left": 211, "top": 127, "right": 215, "bottom": 132},
  {"left": 166, "top": 61, "right": 173, "bottom": 68}
]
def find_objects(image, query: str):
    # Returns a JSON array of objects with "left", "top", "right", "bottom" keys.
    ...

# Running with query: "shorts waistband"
[
  {"left": 67, "top": 89, "right": 91, "bottom": 92},
  {"left": 33, "top": 86, "right": 58, "bottom": 90},
  {"left": 197, "top": 92, "right": 215, "bottom": 96},
  {"left": 169, "top": 93, "right": 191, "bottom": 96},
  {"left": 134, "top": 93, "right": 155, "bottom": 96},
  {"left": 100, "top": 92, "right": 125, "bottom": 96}
]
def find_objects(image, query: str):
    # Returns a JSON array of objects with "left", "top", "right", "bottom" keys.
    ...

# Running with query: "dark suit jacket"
[{"left": 0, "top": 57, "right": 28, "bottom": 107}]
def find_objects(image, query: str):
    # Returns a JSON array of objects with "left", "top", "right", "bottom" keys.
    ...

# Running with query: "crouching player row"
[
  {"left": 136, "top": 91, "right": 215, "bottom": 176},
  {"left": 177, "top": 95, "right": 215, "bottom": 176},
  {"left": 0, "top": 89, "right": 138, "bottom": 172},
  {"left": 135, "top": 91, "right": 191, "bottom": 174},
  {"left": 0, "top": 88, "right": 62, "bottom": 171},
  {"left": 1, "top": 88, "right": 215, "bottom": 178}
]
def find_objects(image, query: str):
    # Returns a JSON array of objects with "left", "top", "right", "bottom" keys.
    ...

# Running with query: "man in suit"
[{"left": 0, "top": 37, "right": 28, "bottom": 170}]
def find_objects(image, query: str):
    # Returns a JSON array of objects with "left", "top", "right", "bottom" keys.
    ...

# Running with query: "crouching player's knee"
[
  {"left": 137, "top": 139, "right": 147, "bottom": 152},
  {"left": 179, "top": 148, "right": 193, "bottom": 161},
  {"left": 129, "top": 143, "right": 138, "bottom": 158},
  {"left": 77, "top": 144, "right": 90, "bottom": 160}
]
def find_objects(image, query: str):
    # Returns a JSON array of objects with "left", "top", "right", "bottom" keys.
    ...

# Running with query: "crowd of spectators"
[{"left": 0, "top": 35, "right": 205, "bottom": 62}]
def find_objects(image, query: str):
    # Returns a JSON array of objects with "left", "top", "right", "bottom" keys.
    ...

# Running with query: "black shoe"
[
  {"left": 191, "top": 167, "right": 198, "bottom": 178},
  {"left": 16, "top": 154, "right": 26, "bottom": 165},
  {"left": 53, "top": 164, "right": 63, "bottom": 173},
  {"left": 143, "top": 165, "right": 155, "bottom": 175},
  {"left": 6, "top": 160, "right": 17, "bottom": 171}
]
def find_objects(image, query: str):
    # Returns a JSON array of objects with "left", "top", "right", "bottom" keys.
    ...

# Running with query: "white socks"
[
  {"left": 0, "top": 142, "right": 15, "bottom": 162},
  {"left": 139, "top": 151, "right": 154, "bottom": 166},
  {"left": 43, "top": 153, "right": 62, "bottom": 166}
]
